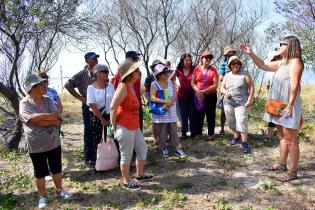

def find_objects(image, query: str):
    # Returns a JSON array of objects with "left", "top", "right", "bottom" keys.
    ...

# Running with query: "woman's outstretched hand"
[{"left": 239, "top": 44, "right": 252, "bottom": 54}]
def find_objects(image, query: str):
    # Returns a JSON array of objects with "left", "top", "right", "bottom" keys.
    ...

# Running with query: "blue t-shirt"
[
  {"left": 46, "top": 87, "right": 60, "bottom": 107},
  {"left": 218, "top": 58, "right": 230, "bottom": 76}
]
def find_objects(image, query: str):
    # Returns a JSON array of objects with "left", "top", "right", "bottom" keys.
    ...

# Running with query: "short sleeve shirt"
[
  {"left": 46, "top": 87, "right": 60, "bottom": 107},
  {"left": 193, "top": 66, "right": 218, "bottom": 92},
  {"left": 19, "top": 96, "right": 60, "bottom": 153},
  {"left": 218, "top": 58, "right": 230, "bottom": 76},
  {"left": 87, "top": 83, "right": 115, "bottom": 114}
]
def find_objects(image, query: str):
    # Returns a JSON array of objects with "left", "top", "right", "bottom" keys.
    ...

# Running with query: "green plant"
[
  {"left": 215, "top": 197, "right": 231, "bottom": 210},
  {"left": 0, "top": 149, "right": 24, "bottom": 161},
  {"left": 264, "top": 205, "right": 275, "bottom": 210},
  {"left": 0, "top": 193, "right": 16, "bottom": 209},
  {"left": 161, "top": 190, "right": 187, "bottom": 209},
  {"left": 0, "top": 171, "right": 32, "bottom": 192},
  {"left": 135, "top": 192, "right": 159, "bottom": 208},
  {"left": 175, "top": 182, "right": 193, "bottom": 192},
  {"left": 260, "top": 182, "right": 282, "bottom": 195},
  {"left": 215, "top": 157, "right": 239, "bottom": 170}
]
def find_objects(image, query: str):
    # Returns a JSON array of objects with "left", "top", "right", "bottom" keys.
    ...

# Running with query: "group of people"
[{"left": 19, "top": 35, "right": 304, "bottom": 208}]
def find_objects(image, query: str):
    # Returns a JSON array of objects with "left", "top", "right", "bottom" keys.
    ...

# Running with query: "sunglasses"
[
  {"left": 204, "top": 56, "right": 213, "bottom": 60},
  {"left": 280, "top": 42, "right": 287, "bottom": 47}
]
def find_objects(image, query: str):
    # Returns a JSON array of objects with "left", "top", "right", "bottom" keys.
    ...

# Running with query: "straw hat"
[
  {"left": 223, "top": 45, "right": 236, "bottom": 56},
  {"left": 119, "top": 60, "right": 141, "bottom": 81},
  {"left": 227, "top": 56, "right": 244, "bottom": 69}
]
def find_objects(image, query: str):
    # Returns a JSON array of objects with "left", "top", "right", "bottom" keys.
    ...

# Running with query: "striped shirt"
[
  {"left": 64, "top": 66, "right": 93, "bottom": 97},
  {"left": 151, "top": 80, "right": 177, "bottom": 123}
]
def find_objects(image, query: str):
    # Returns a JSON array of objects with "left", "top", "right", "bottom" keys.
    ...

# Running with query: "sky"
[{"left": 48, "top": 0, "right": 315, "bottom": 91}]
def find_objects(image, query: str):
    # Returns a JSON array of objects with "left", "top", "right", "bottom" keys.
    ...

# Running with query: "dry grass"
[{"left": 0, "top": 88, "right": 315, "bottom": 209}]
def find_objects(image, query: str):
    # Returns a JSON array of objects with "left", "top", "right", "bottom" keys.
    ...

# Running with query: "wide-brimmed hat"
[
  {"left": 223, "top": 45, "right": 236, "bottom": 56},
  {"left": 200, "top": 51, "right": 214, "bottom": 61},
  {"left": 227, "top": 56, "right": 244, "bottom": 69},
  {"left": 24, "top": 73, "right": 47, "bottom": 93},
  {"left": 93, "top": 64, "right": 109, "bottom": 75},
  {"left": 119, "top": 60, "right": 141, "bottom": 81},
  {"left": 153, "top": 64, "right": 173, "bottom": 76},
  {"left": 149, "top": 59, "right": 171, "bottom": 71}
]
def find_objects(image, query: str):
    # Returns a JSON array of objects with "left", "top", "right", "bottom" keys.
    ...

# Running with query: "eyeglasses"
[
  {"left": 280, "top": 43, "right": 287, "bottom": 47},
  {"left": 100, "top": 70, "right": 109, "bottom": 74}
]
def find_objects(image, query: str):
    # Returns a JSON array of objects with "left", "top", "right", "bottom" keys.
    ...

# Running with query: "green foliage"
[
  {"left": 143, "top": 106, "right": 152, "bottom": 127},
  {"left": 215, "top": 157, "right": 240, "bottom": 170},
  {"left": 260, "top": 182, "right": 282, "bottom": 195},
  {"left": 170, "top": 156, "right": 187, "bottom": 163},
  {"left": 215, "top": 197, "right": 231, "bottom": 210},
  {"left": 0, "top": 170, "right": 32, "bottom": 192},
  {"left": 0, "top": 193, "right": 16, "bottom": 210},
  {"left": 135, "top": 192, "right": 159, "bottom": 208},
  {"left": 0, "top": 149, "right": 24, "bottom": 161},
  {"left": 161, "top": 190, "right": 187, "bottom": 209}
]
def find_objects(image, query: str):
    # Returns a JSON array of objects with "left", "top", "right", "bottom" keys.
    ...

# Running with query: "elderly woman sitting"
[
  {"left": 220, "top": 56, "right": 254, "bottom": 153},
  {"left": 19, "top": 74, "right": 72, "bottom": 209}
]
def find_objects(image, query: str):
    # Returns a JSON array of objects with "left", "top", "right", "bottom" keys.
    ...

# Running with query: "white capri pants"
[
  {"left": 114, "top": 125, "right": 148, "bottom": 165},
  {"left": 224, "top": 103, "right": 249, "bottom": 133}
]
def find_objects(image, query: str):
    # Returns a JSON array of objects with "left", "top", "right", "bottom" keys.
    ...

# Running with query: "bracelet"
[{"left": 287, "top": 104, "right": 293, "bottom": 108}]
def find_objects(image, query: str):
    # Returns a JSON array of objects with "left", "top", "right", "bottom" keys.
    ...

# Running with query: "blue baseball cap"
[
  {"left": 84, "top": 52, "right": 99, "bottom": 59},
  {"left": 125, "top": 51, "right": 141, "bottom": 58}
]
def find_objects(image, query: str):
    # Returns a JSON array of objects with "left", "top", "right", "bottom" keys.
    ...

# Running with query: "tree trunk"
[
  {"left": 0, "top": 118, "right": 23, "bottom": 150},
  {"left": 0, "top": 82, "right": 23, "bottom": 150}
]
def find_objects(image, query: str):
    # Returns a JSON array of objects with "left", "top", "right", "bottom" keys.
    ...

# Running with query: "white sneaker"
[
  {"left": 45, "top": 175, "right": 52, "bottom": 181},
  {"left": 38, "top": 196, "right": 47, "bottom": 209},
  {"left": 161, "top": 149, "right": 169, "bottom": 158},
  {"left": 55, "top": 189, "right": 73, "bottom": 199},
  {"left": 175, "top": 149, "right": 187, "bottom": 158}
]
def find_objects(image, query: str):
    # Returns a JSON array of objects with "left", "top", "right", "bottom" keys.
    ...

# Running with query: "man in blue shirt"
[{"left": 218, "top": 45, "right": 236, "bottom": 135}]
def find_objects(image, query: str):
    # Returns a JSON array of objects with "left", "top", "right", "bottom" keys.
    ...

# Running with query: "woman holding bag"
[
  {"left": 87, "top": 64, "right": 115, "bottom": 166},
  {"left": 191, "top": 51, "right": 219, "bottom": 140},
  {"left": 240, "top": 35, "right": 304, "bottom": 182},
  {"left": 110, "top": 60, "right": 152, "bottom": 190}
]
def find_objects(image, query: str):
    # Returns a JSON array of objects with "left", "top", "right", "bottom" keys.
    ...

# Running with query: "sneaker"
[
  {"left": 229, "top": 137, "right": 241, "bottom": 145},
  {"left": 38, "top": 196, "right": 47, "bottom": 209},
  {"left": 242, "top": 142, "right": 251, "bottom": 153},
  {"left": 55, "top": 189, "right": 73, "bottom": 199},
  {"left": 123, "top": 181, "right": 141, "bottom": 190},
  {"left": 175, "top": 149, "right": 187, "bottom": 158},
  {"left": 45, "top": 175, "right": 52, "bottom": 181},
  {"left": 161, "top": 149, "right": 169, "bottom": 158},
  {"left": 136, "top": 174, "right": 154, "bottom": 181}
]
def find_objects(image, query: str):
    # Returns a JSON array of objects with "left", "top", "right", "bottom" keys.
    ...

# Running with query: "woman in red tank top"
[{"left": 110, "top": 60, "right": 152, "bottom": 190}]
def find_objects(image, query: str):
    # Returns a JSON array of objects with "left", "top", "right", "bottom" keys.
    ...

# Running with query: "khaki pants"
[{"left": 154, "top": 122, "right": 179, "bottom": 150}]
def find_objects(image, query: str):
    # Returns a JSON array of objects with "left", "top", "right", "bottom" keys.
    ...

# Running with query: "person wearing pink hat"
[{"left": 191, "top": 51, "right": 219, "bottom": 141}]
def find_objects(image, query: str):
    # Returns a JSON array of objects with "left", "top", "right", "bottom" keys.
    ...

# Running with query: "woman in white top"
[{"left": 86, "top": 64, "right": 115, "bottom": 165}]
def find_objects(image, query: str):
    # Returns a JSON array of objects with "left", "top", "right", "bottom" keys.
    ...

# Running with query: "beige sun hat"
[
  {"left": 223, "top": 45, "right": 236, "bottom": 56},
  {"left": 227, "top": 56, "right": 244, "bottom": 69},
  {"left": 119, "top": 60, "right": 141, "bottom": 81},
  {"left": 24, "top": 73, "right": 47, "bottom": 93}
]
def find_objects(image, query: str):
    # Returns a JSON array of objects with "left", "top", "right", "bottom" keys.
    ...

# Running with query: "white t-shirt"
[{"left": 87, "top": 83, "right": 115, "bottom": 114}]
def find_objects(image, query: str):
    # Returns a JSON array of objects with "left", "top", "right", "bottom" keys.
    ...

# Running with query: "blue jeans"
[
  {"left": 82, "top": 103, "right": 92, "bottom": 162},
  {"left": 178, "top": 97, "right": 197, "bottom": 136}
]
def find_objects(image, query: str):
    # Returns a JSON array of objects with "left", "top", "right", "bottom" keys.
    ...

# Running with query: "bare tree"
[{"left": 0, "top": 0, "right": 95, "bottom": 149}]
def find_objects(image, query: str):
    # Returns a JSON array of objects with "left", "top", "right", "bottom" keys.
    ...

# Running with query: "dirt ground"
[{"left": 1, "top": 101, "right": 315, "bottom": 210}]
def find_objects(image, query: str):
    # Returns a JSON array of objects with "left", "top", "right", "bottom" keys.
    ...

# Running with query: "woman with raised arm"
[{"left": 240, "top": 35, "right": 304, "bottom": 182}]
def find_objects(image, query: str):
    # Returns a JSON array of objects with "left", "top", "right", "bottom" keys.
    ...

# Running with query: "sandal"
[
  {"left": 277, "top": 171, "right": 298, "bottom": 182},
  {"left": 265, "top": 163, "right": 287, "bottom": 172}
]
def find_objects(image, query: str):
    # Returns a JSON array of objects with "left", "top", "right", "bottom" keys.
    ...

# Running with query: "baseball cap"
[
  {"left": 125, "top": 51, "right": 141, "bottom": 58},
  {"left": 84, "top": 52, "right": 99, "bottom": 59}
]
